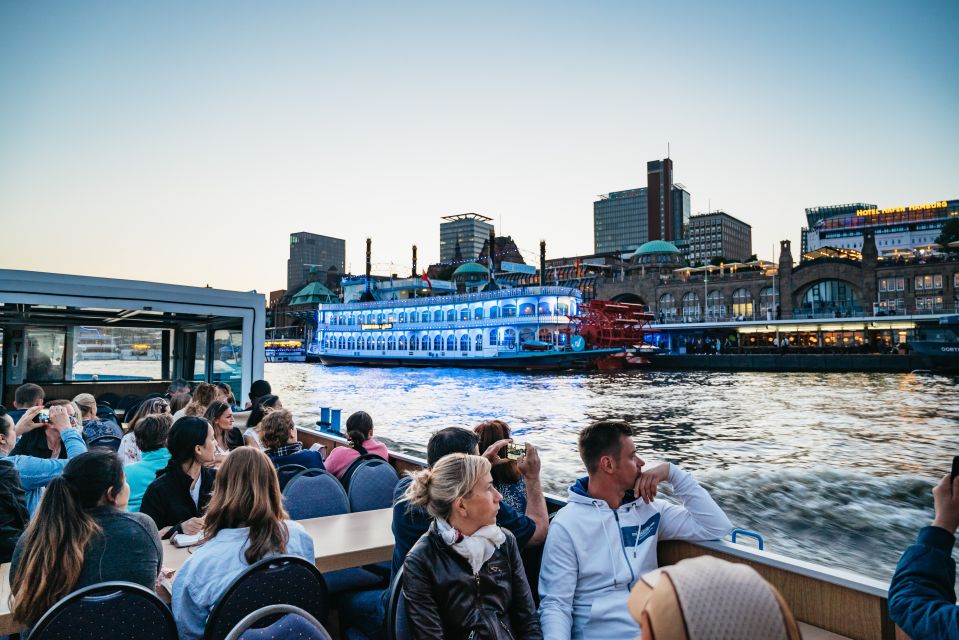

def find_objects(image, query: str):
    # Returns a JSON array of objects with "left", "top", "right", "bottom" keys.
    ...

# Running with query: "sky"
[{"left": 1, "top": 0, "right": 957, "bottom": 296}]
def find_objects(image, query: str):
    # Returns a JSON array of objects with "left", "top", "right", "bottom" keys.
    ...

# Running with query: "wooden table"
[{"left": 0, "top": 508, "right": 394, "bottom": 635}]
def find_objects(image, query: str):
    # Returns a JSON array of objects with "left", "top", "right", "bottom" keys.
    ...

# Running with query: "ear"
[{"left": 599, "top": 454, "right": 616, "bottom": 474}]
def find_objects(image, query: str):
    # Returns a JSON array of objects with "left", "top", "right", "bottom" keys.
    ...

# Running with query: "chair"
[
  {"left": 386, "top": 568, "right": 412, "bottom": 640},
  {"left": 95, "top": 403, "right": 121, "bottom": 427},
  {"left": 339, "top": 453, "right": 387, "bottom": 489},
  {"left": 87, "top": 435, "right": 122, "bottom": 452},
  {"left": 275, "top": 464, "right": 307, "bottom": 491},
  {"left": 282, "top": 470, "right": 348, "bottom": 520},
  {"left": 96, "top": 392, "right": 121, "bottom": 408},
  {"left": 224, "top": 604, "right": 333, "bottom": 640},
  {"left": 203, "top": 555, "right": 329, "bottom": 640},
  {"left": 30, "top": 581, "right": 177, "bottom": 640},
  {"left": 116, "top": 394, "right": 140, "bottom": 415},
  {"left": 347, "top": 459, "right": 399, "bottom": 513}
]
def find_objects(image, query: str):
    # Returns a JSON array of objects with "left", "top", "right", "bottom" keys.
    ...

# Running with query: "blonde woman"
[
  {"left": 171, "top": 447, "right": 314, "bottom": 640},
  {"left": 403, "top": 453, "right": 542, "bottom": 640}
]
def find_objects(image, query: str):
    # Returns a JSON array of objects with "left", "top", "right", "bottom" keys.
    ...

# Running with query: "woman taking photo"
[
  {"left": 323, "top": 410, "right": 388, "bottom": 479},
  {"left": 171, "top": 447, "right": 314, "bottom": 640},
  {"left": 403, "top": 453, "right": 542, "bottom": 640},
  {"left": 10, "top": 450, "right": 162, "bottom": 636},
  {"left": 203, "top": 400, "right": 244, "bottom": 460},
  {"left": 474, "top": 420, "right": 527, "bottom": 513},
  {"left": 140, "top": 416, "right": 216, "bottom": 539}
]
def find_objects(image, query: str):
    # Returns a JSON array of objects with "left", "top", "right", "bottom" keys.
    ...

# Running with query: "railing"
[
  {"left": 318, "top": 286, "right": 580, "bottom": 311},
  {"left": 316, "top": 314, "right": 572, "bottom": 331}
]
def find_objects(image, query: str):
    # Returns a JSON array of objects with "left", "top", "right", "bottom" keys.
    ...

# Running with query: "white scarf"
[{"left": 436, "top": 517, "right": 506, "bottom": 575}]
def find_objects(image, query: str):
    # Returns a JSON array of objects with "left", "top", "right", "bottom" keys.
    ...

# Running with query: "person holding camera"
[
  {"left": 475, "top": 420, "right": 527, "bottom": 513},
  {"left": 0, "top": 405, "right": 88, "bottom": 514},
  {"left": 888, "top": 471, "right": 959, "bottom": 639}
]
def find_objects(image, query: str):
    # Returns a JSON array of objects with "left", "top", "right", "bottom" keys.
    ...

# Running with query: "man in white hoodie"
[{"left": 539, "top": 420, "right": 732, "bottom": 639}]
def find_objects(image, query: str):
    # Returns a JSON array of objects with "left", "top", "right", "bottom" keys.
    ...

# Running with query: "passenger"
[
  {"left": 475, "top": 419, "right": 527, "bottom": 513},
  {"left": 243, "top": 394, "right": 281, "bottom": 449},
  {"left": 214, "top": 382, "right": 239, "bottom": 410},
  {"left": 204, "top": 400, "right": 244, "bottom": 460},
  {"left": 0, "top": 405, "right": 88, "bottom": 514},
  {"left": 403, "top": 453, "right": 543, "bottom": 640},
  {"left": 124, "top": 414, "right": 174, "bottom": 512},
  {"left": 0, "top": 407, "right": 29, "bottom": 563},
  {"left": 538, "top": 420, "right": 732, "bottom": 639},
  {"left": 6, "top": 383, "right": 45, "bottom": 426},
  {"left": 245, "top": 378, "right": 272, "bottom": 409},
  {"left": 118, "top": 396, "right": 171, "bottom": 465},
  {"left": 10, "top": 450, "right": 162, "bottom": 637},
  {"left": 177, "top": 382, "right": 217, "bottom": 420},
  {"left": 11, "top": 398, "right": 82, "bottom": 460},
  {"left": 169, "top": 391, "right": 191, "bottom": 416},
  {"left": 166, "top": 378, "right": 191, "bottom": 398},
  {"left": 171, "top": 447, "right": 314, "bottom": 640},
  {"left": 888, "top": 472, "right": 959, "bottom": 639},
  {"left": 73, "top": 392, "right": 123, "bottom": 442},
  {"left": 261, "top": 409, "right": 325, "bottom": 471},
  {"left": 140, "top": 416, "right": 216, "bottom": 539},
  {"left": 324, "top": 411, "right": 388, "bottom": 479}
]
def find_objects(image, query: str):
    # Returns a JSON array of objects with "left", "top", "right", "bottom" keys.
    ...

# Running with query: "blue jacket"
[
  {"left": 2, "top": 429, "right": 87, "bottom": 514},
  {"left": 888, "top": 526, "right": 958, "bottom": 640}
]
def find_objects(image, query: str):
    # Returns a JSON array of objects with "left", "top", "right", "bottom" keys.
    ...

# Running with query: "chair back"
[
  {"left": 282, "top": 469, "right": 348, "bottom": 520},
  {"left": 386, "top": 567, "right": 412, "bottom": 640},
  {"left": 117, "top": 394, "right": 141, "bottom": 414},
  {"left": 204, "top": 555, "right": 329, "bottom": 640},
  {"left": 30, "top": 581, "right": 177, "bottom": 640},
  {"left": 88, "top": 435, "right": 122, "bottom": 452},
  {"left": 275, "top": 464, "right": 307, "bottom": 491},
  {"left": 96, "top": 392, "right": 121, "bottom": 408},
  {"left": 339, "top": 453, "right": 387, "bottom": 488},
  {"left": 224, "top": 604, "right": 333, "bottom": 640},
  {"left": 347, "top": 459, "right": 399, "bottom": 513}
]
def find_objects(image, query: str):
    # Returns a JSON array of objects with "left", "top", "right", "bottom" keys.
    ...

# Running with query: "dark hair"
[
  {"left": 426, "top": 427, "right": 478, "bottom": 468},
  {"left": 135, "top": 413, "right": 173, "bottom": 452},
  {"left": 0, "top": 406, "right": 12, "bottom": 437},
  {"left": 345, "top": 411, "right": 373, "bottom": 456},
  {"left": 11, "top": 450, "right": 124, "bottom": 626},
  {"left": 249, "top": 379, "right": 272, "bottom": 401},
  {"left": 248, "top": 394, "right": 281, "bottom": 428},
  {"left": 167, "top": 378, "right": 191, "bottom": 395},
  {"left": 204, "top": 401, "right": 232, "bottom": 426},
  {"left": 214, "top": 382, "right": 236, "bottom": 405},
  {"left": 475, "top": 419, "right": 520, "bottom": 484},
  {"left": 169, "top": 391, "right": 191, "bottom": 415},
  {"left": 164, "top": 416, "right": 211, "bottom": 471},
  {"left": 578, "top": 420, "right": 633, "bottom": 474},
  {"left": 14, "top": 383, "right": 44, "bottom": 408}
]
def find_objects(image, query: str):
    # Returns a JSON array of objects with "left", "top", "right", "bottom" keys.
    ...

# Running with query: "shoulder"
[{"left": 105, "top": 510, "right": 161, "bottom": 540}]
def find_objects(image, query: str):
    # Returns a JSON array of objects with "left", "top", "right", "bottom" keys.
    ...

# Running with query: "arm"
[
  {"left": 13, "top": 407, "right": 43, "bottom": 437},
  {"left": 12, "top": 430, "right": 87, "bottom": 491},
  {"left": 655, "top": 465, "right": 732, "bottom": 541},
  {"left": 888, "top": 526, "right": 959, "bottom": 640},
  {"left": 507, "top": 534, "right": 544, "bottom": 640},
  {"left": 518, "top": 444, "right": 548, "bottom": 546},
  {"left": 171, "top": 570, "right": 208, "bottom": 640},
  {"left": 402, "top": 547, "right": 448, "bottom": 640},
  {"left": 537, "top": 523, "right": 578, "bottom": 640}
]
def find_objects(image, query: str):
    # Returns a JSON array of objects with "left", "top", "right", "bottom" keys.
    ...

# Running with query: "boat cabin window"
[
  {"left": 366, "top": 314, "right": 374, "bottom": 324},
  {"left": 557, "top": 302, "right": 570, "bottom": 315},
  {"left": 446, "top": 309, "right": 456, "bottom": 321},
  {"left": 489, "top": 306, "right": 500, "bottom": 319},
  {"left": 376, "top": 337, "right": 385, "bottom": 350},
  {"left": 387, "top": 337, "right": 396, "bottom": 350},
  {"left": 434, "top": 310, "right": 443, "bottom": 322},
  {"left": 409, "top": 311, "right": 418, "bottom": 323},
  {"left": 474, "top": 307, "right": 484, "bottom": 320},
  {"left": 502, "top": 328, "right": 516, "bottom": 349},
  {"left": 538, "top": 328, "right": 553, "bottom": 343},
  {"left": 348, "top": 337, "right": 355, "bottom": 350},
  {"left": 337, "top": 337, "right": 345, "bottom": 349},
  {"left": 446, "top": 335, "right": 456, "bottom": 351},
  {"left": 502, "top": 304, "right": 516, "bottom": 318},
  {"left": 377, "top": 313, "right": 385, "bottom": 323},
  {"left": 519, "top": 328, "right": 535, "bottom": 344},
  {"left": 475, "top": 334, "right": 483, "bottom": 351},
  {"left": 422, "top": 336, "right": 430, "bottom": 351},
  {"left": 459, "top": 334, "right": 469, "bottom": 351},
  {"left": 519, "top": 303, "right": 535, "bottom": 317},
  {"left": 459, "top": 308, "right": 469, "bottom": 321},
  {"left": 398, "top": 336, "right": 407, "bottom": 350},
  {"left": 433, "top": 335, "right": 443, "bottom": 351},
  {"left": 367, "top": 336, "right": 374, "bottom": 350},
  {"left": 398, "top": 312, "right": 406, "bottom": 323},
  {"left": 489, "top": 329, "right": 498, "bottom": 346},
  {"left": 538, "top": 301, "right": 552, "bottom": 315}
]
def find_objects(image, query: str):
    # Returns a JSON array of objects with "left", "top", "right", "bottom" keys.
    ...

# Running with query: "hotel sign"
[
  {"left": 857, "top": 201, "right": 947, "bottom": 217},
  {"left": 360, "top": 323, "right": 393, "bottom": 330}
]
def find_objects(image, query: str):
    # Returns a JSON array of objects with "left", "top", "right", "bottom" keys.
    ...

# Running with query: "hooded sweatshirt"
[{"left": 538, "top": 465, "right": 732, "bottom": 640}]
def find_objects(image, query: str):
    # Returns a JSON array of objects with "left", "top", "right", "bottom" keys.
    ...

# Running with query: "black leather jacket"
[{"left": 403, "top": 524, "right": 542, "bottom": 640}]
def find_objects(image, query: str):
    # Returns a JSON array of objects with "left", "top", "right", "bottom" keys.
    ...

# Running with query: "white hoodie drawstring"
[{"left": 594, "top": 501, "right": 620, "bottom": 589}]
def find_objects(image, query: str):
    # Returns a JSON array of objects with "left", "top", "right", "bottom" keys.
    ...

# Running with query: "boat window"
[
  {"left": 398, "top": 336, "right": 407, "bottom": 350},
  {"left": 474, "top": 307, "right": 484, "bottom": 320},
  {"left": 519, "top": 303, "right": 535, "bottom": 316},
  {"left": 489, "top": 329, "right": 498, "bottom": 346},
  {"left": 192, "top": 330, "right": 207, "bottom": 381},
  {"left": 377, "top": 313, "right": 385, "bottom": 323},
  {"left": 434, "top": 310, "right": 443, "bottom": 322},
  {"left": 366, "top": 314, "right": 374, "bottom": 324},
  {"left": 538, "top": 328, "right": 552, "bottom": 343},
  {"left": 70, "top": 326, "right": 167, "bottom": 382},
  {"left": 387, "top": 315, "right": 396, "bottom": 323},
  {"left": 446, "top": 309, "right": 456, "bottom": 321},
  {"left": 376, "top": 336, "right": 385, "bottom": 350},
  {"left": 459, "top": 334, "right": 469, "bottom": 351},
  {"left": 538, "top": 301, "right": 552, "bottom": 315},
  {"left": 475, "top": 334, "right": 483, "bottom": 351},
  {"left": 338, "top": 337, "right": 346, "bottom": 349},
  {"left": 398, "top": 312, "right": 406, "bottom": 323},
  {"left": 387, "top": 337, "right": 396, "bottom": 350},
  {"left": 489, "top": 306, "right": 500, "bottom": 319},
  {"left": 556, "top": 302, "right": 570, "bottom": 315},
  {"left": 502, "top": 328, "right": 516, "bottom": 349},
  {"left": 519, "top": 328, "right": 535, "bottom": 344},
  {"left": 502, "top": 304, "right": 516, "bottom": 318},
  {"left": 348, "top": 337, "right": 355, "bottom": 350},
  {"left": 366, "top": 337, "right": 375, "bottom": 350},
  {"left": 409, "top": 311, "right": 418, "bottom": 323},
  {"left": 446, "top": 335, "right": 456, "bottom": 351},
  {"left": 460, "top": 308, "right": 469, "bottom": 321},
  {"left": 434, "top": 335, "right": 443, "bottom": 351}
]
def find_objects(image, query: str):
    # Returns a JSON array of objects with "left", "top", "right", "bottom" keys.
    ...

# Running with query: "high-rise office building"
[
  {"left": 439, "top": 213, "right": 494, "bottom": 263},
  {"left": 286, "top": 232, "right": 346, "bottom": 293},
  {"left": 685, "top": 211, "right": 752, "bottom": 263},
  {"left": 671, "top": 184, "right": 691, "bottom": 241},
  {"left": 593, "top": 169, "right": 690, "bottom": 254},
  {"left": 647, "top": 158, "right": 674, "bottom": 241}
]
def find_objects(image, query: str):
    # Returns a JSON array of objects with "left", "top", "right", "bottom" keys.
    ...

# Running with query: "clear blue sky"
[{"left": 1, "top": 0, "right": 956, "bottom": 294}]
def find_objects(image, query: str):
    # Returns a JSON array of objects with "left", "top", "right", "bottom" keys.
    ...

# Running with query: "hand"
[
  {"left": 634, "top": 462, "right": 670, "bottom": 504},
  {"left": 48, "top": 406, "right": 71, "bottom": 432},
  {"left": 517, "top": 443, "right": 541, "bottom": 480},
  {"left": 180, "top": 517, "right": 204, "bottom": 536},
  {"left": 15, "top": 406, "right": 44, "bottom": 434},
  {"left": 931, "top": 474, "right": 959, "bottom": 535},
  {"left": 482, "top": 439, "right": 512, "bottom": 467}
]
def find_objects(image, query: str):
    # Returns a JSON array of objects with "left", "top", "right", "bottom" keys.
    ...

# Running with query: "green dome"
[
  {"left": 451, "top": 262, "right": 489, "bottom": 278},
  {"left": 634, "top": 240, "right": 680, "bottom": 255}
]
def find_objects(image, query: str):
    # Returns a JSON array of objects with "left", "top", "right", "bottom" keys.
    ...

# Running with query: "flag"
[{"left": 421, "top": 270, "right": 432, "bottom": 290}]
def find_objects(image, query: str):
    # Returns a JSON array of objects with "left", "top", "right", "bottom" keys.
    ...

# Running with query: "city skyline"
[{"left": 1, "top": 1, "right": 957, "bottom": 295}]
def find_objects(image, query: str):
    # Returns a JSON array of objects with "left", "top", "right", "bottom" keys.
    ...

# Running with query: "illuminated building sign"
[
  {"left": 361, "top": 323, "right": 393, "bottom": 330},
  {"left": 857, "top": 201, "right": 947, "bottom": 217}
]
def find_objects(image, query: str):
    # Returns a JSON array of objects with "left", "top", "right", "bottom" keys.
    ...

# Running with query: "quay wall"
[{"left": 646, "top": 354, "right": 928, "bottom": 373}]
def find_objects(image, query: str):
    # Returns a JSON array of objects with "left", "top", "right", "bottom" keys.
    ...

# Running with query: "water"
[{"left": 267, "top": 363, "right": 959, "bottom": 582}]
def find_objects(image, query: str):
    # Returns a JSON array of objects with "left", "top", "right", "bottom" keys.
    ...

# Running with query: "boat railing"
[
  {"left": 317, "top": 314, "right": 572, "bottom": 332},
  {"left": 318, "top": 286, "right": 581, "bottom": 311}
]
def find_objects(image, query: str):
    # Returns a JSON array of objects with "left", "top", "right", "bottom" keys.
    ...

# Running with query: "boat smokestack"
[
  {"left": 488, "top": 228, "right": 496, "bottom": 283},
  {"left": 412, "top": 245, "right": 418, "bottom": 278},
  {"left": 539, "top": 240, "right": 546, "bottom": 286}
]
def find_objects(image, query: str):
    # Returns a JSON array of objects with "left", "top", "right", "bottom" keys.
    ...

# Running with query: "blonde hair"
[
  {"left": 405, "top": 453, "right": 490, "bottom": 521},
  {"left": 72, "top": 393, "right": 97, "bottom": 418}
]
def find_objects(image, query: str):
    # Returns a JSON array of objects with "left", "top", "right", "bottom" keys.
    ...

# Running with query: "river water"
[{"left": 267, "top": 363, "right": 959, "bottom": 582}]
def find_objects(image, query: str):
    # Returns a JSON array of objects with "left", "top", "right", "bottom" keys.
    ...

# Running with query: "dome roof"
[
  {"left": 634, "top": 240, "right": 680, "bottom": 256},
  {"left": 451, "top": 262, "right": 489, "bottom": 278}
]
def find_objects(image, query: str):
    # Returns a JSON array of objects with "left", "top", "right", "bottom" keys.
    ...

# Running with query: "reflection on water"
[{"left": 269, "top": 363, "right": 959, "bottom": 581}]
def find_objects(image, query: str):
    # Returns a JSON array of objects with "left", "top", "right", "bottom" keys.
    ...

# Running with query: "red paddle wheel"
[{"left": 566, "top": 300, "right": 658, "bottom": 369}]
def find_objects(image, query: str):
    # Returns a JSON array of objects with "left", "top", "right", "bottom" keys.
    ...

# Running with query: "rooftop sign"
[{"left": 857, "top": 201, "right": 947, "bottom": 217}]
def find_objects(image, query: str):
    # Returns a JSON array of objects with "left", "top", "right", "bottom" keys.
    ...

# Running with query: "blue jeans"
[{"left": 338, "top": 587, "right": 388, "bottom": 640}]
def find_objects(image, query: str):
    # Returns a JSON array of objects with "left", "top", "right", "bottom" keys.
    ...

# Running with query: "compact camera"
[
  {"left": 33, "top": 411, "right": 50, "bottom": 424},
  {"left": 505, "top": 442, "right": 526, "bottom": 460}
]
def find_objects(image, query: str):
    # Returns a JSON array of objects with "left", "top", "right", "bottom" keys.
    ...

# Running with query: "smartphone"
[
  {"left": 506, "top": 442, "right": 525, "bottom": 460},
  {"left": 951, "top": 456, "right": 959, "bottom": 480},
  {"left": 33, "top": 410, "right": 50, "bottom": 424}
]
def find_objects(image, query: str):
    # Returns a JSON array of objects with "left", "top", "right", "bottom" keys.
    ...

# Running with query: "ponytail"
[
  {"left": 403, "top": 453, "right": 490, "bottom": 521},
  {"left": 345, "top": 411, "right": 373, "bottom": 456}
]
